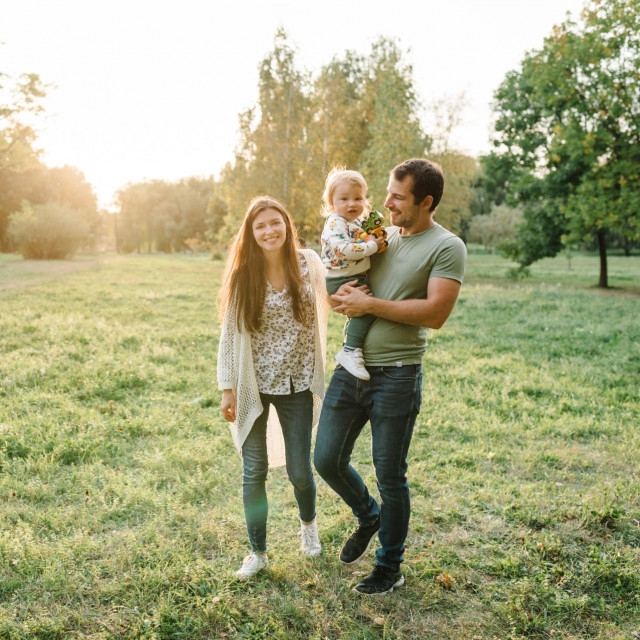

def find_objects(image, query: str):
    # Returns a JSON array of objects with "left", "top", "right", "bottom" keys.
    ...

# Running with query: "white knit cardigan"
[{"left": 217, "top": 249, "right": 328, "bottom": 468}]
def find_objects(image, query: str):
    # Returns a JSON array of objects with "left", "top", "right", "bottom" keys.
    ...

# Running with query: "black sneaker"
[
  {"left": 339, "top": 516, "right": 380, "bottom": 564},
  {"left": 353, "top": 565, "right": 404, "bottom": 595}
]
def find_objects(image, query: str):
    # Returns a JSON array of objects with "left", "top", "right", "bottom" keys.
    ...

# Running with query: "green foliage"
[
  {"left": 116, "top": 177, "right": 214, "bottom": 253},
  {"left": 359, "top": 40, "right": 428, "bottom": 211},
  {"left": 1, "top": 164, "right": 99, "bottom": 254},
  {"left": 0, "top": 252, "right": 639, "bottom": 638},
  {"left": 0, "top": 71, "right": 48, "bottom": 250},
  {"left": 0, "top": 71, "right": 46, "bottom": 172},
  {"left": 218, "top": 32, "right": 473, "bottom": 245},
  {"left": 7, "top": 201, "right": 90, "bottom": 259},
  {"left": 432, "top": 151, "right": 476, "bottom": 234},
  {"left": 489, "top": 0, "right": 640, "bottom": 286},
  {"left": 468, "top": 204, "right": 523, "bottom": 250}
]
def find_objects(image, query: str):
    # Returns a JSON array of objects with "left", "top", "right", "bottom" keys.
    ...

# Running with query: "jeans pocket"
[{"left": 380, "top": 369, "right": 418, "bottom": 382}]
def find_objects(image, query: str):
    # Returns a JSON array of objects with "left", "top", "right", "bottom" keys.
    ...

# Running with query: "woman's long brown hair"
[{"left": 218, "top": 196, "right": 309, "bottom": 333}]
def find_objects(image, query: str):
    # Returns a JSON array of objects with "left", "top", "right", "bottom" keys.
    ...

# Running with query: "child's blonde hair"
[{"left": 321, "top": 166, "right": 371, "bottom": 217}]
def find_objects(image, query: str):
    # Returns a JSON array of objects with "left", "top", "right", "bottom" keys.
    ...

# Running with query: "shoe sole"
[
  {"left": 235, "top": 564, "right": 269, "bottom": 580},
  {"left": 353, "top": 574, "right": 405, "bottom": 595},
  {"left": 335, "top": 353, "right": 370, "bottom": 381}
]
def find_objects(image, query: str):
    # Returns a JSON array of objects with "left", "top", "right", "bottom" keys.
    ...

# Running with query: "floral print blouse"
[{"left": 250, "top": 258, "right": 315, "bottom": 395}]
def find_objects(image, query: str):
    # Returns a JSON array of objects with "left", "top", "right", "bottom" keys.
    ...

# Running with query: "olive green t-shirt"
[{"left": 362, "top": 223, "right": 467, "bottom": 366}]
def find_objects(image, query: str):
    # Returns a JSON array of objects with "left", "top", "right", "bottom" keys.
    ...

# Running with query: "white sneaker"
[
  {"left": 336, "top": 347, "right": 370, "bottom": 380},
  {"left": 235, "top": 553, "right": 269, "bottom": 580},
  {"left": 300, "top": 519, "right": 322, "bottom": 557}
]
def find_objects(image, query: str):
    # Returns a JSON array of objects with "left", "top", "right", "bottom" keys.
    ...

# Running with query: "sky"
[{"left": 2, "top": 0, "right": 588, "bottom": 208}]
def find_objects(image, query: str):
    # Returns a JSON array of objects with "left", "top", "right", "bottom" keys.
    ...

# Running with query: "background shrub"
[
  {"left": 468, "top": 204, "right": 523, "bottom": 251},
  {"left": 8, "top": 201, "right": 90, "bottom": 259}
]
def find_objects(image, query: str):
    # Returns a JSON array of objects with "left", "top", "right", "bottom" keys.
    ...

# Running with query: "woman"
[{"left": 217, "top": 196, "right": 328, "bottom": 580}]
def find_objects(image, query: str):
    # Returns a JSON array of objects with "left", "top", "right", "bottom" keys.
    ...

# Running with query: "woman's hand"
[{"left": 221, "top": 389, "right": 237, "bottom": 422}]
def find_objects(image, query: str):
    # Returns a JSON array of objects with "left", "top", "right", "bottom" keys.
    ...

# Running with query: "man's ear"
[{"left": 420, "top": 195, "right": 434, "bottom": 212}]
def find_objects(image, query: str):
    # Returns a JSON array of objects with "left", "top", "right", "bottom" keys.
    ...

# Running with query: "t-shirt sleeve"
[{"left": 430, "top": 236, "right": 467, "bottom": 283}]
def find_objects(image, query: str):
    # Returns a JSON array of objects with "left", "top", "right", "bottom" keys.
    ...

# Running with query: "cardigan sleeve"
[
  {"left": 302, "top": 249, "right": 328, "bottom": 362},
  {"left": 217, "top": 307, "right": 237, "bottom": 391}
]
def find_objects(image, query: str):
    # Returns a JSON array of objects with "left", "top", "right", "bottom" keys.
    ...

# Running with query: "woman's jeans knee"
[{"left": 242, "top": 389, "right": 315, "bottom": 553}]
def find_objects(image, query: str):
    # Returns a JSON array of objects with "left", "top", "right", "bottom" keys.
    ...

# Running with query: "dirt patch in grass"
[{"left": 0, "top": 255, "right": 114, "bottom": 292}]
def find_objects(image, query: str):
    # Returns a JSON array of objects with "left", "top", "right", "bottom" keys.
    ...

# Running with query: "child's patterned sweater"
[{"left": 320, "top": 213, "right": 379, "bottom": 278}]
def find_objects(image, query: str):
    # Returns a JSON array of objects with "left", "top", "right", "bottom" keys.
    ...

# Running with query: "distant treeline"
[
  {"left": 114, "top": 31, "right": 481, "bottom": 254},
  {"left": 2, "top": 0, "right": 638, "bottom": 288}
]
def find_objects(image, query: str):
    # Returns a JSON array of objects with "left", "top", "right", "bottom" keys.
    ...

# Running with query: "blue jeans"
[
  {"left": 314, "top": 364, "right": 422, "bottom": 571},
  {"left": 242, "top": 389, "right": 316, "bottom": 553}
]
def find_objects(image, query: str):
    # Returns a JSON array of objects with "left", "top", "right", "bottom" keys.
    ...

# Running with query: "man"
[{"left": 314, "top": 158, "right": 467, "bottom": 595}]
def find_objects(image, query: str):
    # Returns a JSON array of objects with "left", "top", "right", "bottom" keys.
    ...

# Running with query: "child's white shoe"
[
  {"left": 336, "top": 347, "right": 370, "bottom": 380},
  {"left": 235, "top": 553, "right": 269, "bottom": 580},
  {"left": 300, "top": 519, "right": 322, "bottom": 557}
]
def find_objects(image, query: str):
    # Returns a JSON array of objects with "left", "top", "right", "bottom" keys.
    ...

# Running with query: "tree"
[
  {"left": 115, "top": 178, "right": 213, "bottom": 253},
  {"left": 468, "top": 204, "right": 523, "bottom": 250},
  {"left": 489, "top": 0, "right": 640, "bottom": 287},
  {"left": 218, "top": 34, "right": 436, "bottom": 245},
  {"left": 360, "top": 39, "right": 428, "bottom": 210},
  {"left": 0, "top": 71, "right": 47, "bottom": 249},
  {"left": 0, "top": 71, "right": 46, "bottom": 172},
  {"left": 8, "top": 201, "right": 89, "bottom": 259}
]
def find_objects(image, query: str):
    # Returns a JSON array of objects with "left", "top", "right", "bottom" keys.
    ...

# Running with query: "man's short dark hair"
[{"left": 392, "top": 158, "right": 444, "bottom": 212}]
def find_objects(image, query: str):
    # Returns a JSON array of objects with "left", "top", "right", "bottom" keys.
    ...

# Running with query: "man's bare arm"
[{"left": 331, "top": 276, "right": 462, "bottom": 329}]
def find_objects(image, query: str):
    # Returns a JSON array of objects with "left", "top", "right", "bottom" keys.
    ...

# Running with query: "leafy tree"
[
  {"left": 360, "top": 39, "right": 428, "bottom": 210},
  {"left": 115, "top": 178, "right": 213, "bottom": 253},
  {"left": 310, "top": 53, "right": 369, "bottom": 178},
  {"left": 0, "top": 71, "right": 47, "bottom": 249},
  {"left": 218, "top": 32, "right": 477, "bottom": 245},
  {"left": 489, "top": 0, "right": 640, "bottom": 287},
  {"left": 0, "top": 71, "right": 46, "bottom": 172},
  {"left": 1, "top": 163, "right": 98, "bottom": 252},
  {"left": 432, "top": 152, "right": 476, "bottom": 235},
  {"left": 468, "top": 204, "right": 523, "bottom": 250},
  {"left": 8, "top": 201, "right": 89, "bottom": 259}
]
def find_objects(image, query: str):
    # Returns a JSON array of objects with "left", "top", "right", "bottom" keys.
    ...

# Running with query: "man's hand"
[
  {"left": 329, "top": 280, "right": 370, "bottom": 310},
  {"left": 331, "top": 283, "right": 372, "bottom": 317},
  {"left": 221, "top": 389, "right": 236, "bottom": 422}
]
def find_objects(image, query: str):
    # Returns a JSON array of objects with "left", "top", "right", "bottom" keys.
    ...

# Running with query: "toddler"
[{"left": 320, "top": 167, "right": 386, "bottom": 380}]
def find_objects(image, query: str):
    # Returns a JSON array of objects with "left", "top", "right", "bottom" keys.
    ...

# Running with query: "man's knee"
[
  {"left": 313, "top": 446, "right": 337, "bottom": 479},
  {"left": 373, "top": 460, "right": 408, "bottom": 490}
]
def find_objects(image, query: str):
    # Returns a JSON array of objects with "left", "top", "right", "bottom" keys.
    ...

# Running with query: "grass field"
[{"left": 0, "top": 251, "right": 639, "bottom": 639}]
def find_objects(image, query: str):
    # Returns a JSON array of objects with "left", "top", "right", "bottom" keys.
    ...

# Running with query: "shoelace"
[
  {"left": 241, "top": 554, "right": 263, "bottom": 570},
  {"left": 300, "top": 527, "right": 318, "bottom": 548}
]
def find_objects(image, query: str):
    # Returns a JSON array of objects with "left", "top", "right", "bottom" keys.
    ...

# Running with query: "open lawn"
[{"left": 0, "top": 251, "right": 639, "bottom": 639}]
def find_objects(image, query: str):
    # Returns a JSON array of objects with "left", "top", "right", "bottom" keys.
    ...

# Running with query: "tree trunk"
[{"left": 597, "top": 229, "right": 608, "bottom": 288}]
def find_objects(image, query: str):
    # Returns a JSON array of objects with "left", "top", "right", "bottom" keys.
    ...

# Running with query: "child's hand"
[{"left": 368, "top": 234, "right": 386, "bottom": 252}]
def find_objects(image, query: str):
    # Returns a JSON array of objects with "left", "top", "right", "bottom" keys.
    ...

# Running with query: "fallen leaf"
[{"left": 435, "top": 572, "right": 454, "bottom": 589}]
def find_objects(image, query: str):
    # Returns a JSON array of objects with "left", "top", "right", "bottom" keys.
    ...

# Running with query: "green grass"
[{"left": 0, "top": 251, "right": 639, "bottom": 639}]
